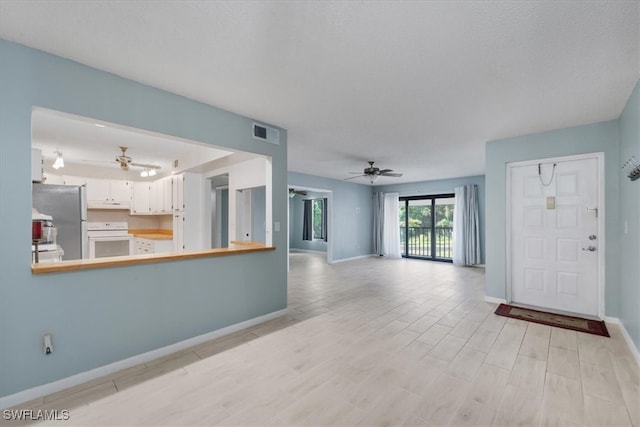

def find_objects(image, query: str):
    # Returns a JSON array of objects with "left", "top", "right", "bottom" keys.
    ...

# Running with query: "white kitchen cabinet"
[
  {"left": 148, "top": 181, "right": 158, "bottom": 213},
  {"left": 155, "top": 176, "right": 173, "bottom": 213},
  {"left": 64, "top": 176, "right": 131, "bottom": 208},
  {"left": 168, "top": 173, "right": 202, "bottom": 251},
  {"left": 132, "top": 177, "right": 176, "bottom": 215},
  {"left": 63, "top": 175, "right": 87, "bottom": 186},
  {"left": 131, "top": 182, "right": 152, "bottom": 214},
  {"left": 172, "top": 213, "right": 184, "bottom": 252},
  {"left": 85, "top": 178, "right": 110, "bottom": 202},
  {"left": 42, "top": 173, "right": 65, "bottom": 185},
  {"left": 136, "top": 237, "right": 172, "bottom": 255},
  {"left": 172, "top": 174, "right": 184, "bottom": 212},
  {"left": 109, "top": 180, "right": 132, "bottom": 203}
]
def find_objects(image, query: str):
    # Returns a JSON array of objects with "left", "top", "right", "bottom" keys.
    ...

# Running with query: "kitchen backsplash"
[{"left": 87, "top": 210, "right": 172, "bottom": 230}]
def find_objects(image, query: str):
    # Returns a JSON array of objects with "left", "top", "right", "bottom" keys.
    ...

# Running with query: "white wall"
[{"left": 204, "top": 157, "right": 272, "bottom": 245}]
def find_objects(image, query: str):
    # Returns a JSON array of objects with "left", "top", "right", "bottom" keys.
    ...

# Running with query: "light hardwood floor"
[{"left": 7, "top": 252, "right": 639, "bottom": 426}]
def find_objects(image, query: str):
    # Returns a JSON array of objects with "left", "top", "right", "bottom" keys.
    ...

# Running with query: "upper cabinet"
[
  {"left": 131, "top": 175, "right": 179, "bottom": 215},
  {"left": 131, "top": 182, "right": 152, "bottom": 214},
  {"left": 172, "top": 174, "right": 184, "bottom": 212},
  {"left": 84, "top": 178, "right": 131, "bottom": 209},
  {"left": 130, "top": 172, "right": 199, "bottom": 219},
  {"left": 51, "top": 175, "right": 131, "bottom": 209}
]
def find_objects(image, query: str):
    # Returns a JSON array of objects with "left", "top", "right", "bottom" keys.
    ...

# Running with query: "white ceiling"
[
  {"left": 2, "top": 1, "right": 638, "bottom": 185},
  {"left": 32, "top": 108, "right": 234, "bottom": 180}
]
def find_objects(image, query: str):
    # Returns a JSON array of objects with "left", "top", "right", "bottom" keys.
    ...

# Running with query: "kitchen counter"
[
  {"left": 32, "top": 241, "right": 275, "bottom": 274},
  {"left": 130, "top": 229, "right": 173, "bottom": 240}
]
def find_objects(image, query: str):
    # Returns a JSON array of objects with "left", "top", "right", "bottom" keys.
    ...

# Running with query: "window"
[{"left": 312, "top": 199, "right": 326, "bottom": 240}]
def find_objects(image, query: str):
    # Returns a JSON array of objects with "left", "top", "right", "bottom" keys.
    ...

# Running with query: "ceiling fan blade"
[
  {"left": 378, "top": 169, "right": 393, "bottom": 173},
  {"left": 348, "top": 172, "right": 364, "bottom": 174},
  {"left": 344, "top": 175, "right": 365, "bottom": 180},
  {"left": 131, "top": 162, "right": 161, "bottom": 170},
  {"left": 380, "top": 172, "right": 403, "bottom": 177}
]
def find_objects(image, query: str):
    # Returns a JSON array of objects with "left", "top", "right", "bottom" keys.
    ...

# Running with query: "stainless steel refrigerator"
[{"left": 32, "top": 183, "right": 87, "bottom": 260}]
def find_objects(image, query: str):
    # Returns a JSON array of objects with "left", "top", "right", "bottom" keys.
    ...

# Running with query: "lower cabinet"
[{"left": 135, "top": 238, "right": 173, "bottom": 255}]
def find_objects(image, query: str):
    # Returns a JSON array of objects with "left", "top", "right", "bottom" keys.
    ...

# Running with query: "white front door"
[{"left": 509, "top": 155, "right": 602, "bottom": 317}]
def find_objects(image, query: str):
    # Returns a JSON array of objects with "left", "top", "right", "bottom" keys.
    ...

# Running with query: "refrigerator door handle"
[
  {"left": 79, "top": 185, "right": 88, "bottom": 221},
  {"left": 81, "top": 221, "right": 88, "bottom": 259}
]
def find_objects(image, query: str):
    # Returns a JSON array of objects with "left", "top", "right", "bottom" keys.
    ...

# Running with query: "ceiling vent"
[{"left": 253, "top": 122, "right": 279, "bottom": 145}]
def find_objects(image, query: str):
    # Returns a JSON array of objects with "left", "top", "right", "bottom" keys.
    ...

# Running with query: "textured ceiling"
[{"left": 1, "top": 1, "right": 638, "bottom": 185}]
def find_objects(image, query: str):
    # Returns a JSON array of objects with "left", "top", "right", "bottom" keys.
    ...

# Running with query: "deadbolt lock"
[{"left": 589, "top": 235, "right": 597, "bottom": 240}]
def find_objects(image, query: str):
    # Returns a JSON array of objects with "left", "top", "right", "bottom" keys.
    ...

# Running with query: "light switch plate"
[{"left": 546, "top": 196, "right": 556, "bottom": 210}]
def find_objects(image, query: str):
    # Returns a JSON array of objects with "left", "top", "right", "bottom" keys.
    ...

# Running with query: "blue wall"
[
  {"left": 485, "top": 121, "right": 621, "bottom": 316},
  {"left": 288, "top": 172, "right": 373, "bottom": 260},
  {"left": 0, "top": 40, "right": 288, "bottom": 398},
  {"left": 290, "top": 191, "right": 328, "bottom": 253},
  {"left": 618, "top": 80, "right": 640, "bottom": 349},
  {"left": 375, "top": 175, "right": 486, "bottom": 264}
]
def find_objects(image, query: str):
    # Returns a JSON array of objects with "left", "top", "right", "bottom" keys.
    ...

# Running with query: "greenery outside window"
[{"left": 312, "top": 199, "right": 326, "bottom": 240}]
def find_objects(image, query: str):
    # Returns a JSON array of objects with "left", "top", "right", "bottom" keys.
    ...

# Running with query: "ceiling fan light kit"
[{"left": 140, "top": 168, "right": 156, "bottom": 178}]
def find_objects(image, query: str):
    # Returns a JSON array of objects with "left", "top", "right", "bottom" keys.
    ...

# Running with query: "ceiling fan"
[
  {"left": 289, "top": 188, "right": 308, "bottom": 198},
  {"left": 345, "top": 161, "right": 403, "bottom": 183},
  {"left": 115, "top": 146, "right": 160, "bottom": 171}
]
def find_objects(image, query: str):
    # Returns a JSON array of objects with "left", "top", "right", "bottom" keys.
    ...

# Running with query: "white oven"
[{"left": 87, "top": 222, "right": 135, "bottom": 259}]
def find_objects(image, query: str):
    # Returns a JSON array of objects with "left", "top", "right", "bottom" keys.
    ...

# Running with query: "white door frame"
[
  {"left": 287, "top": 184, "right": 334, "bottom": 270},
  {"left": 505, "top": 152, "right": 605, "bottom": 319}
]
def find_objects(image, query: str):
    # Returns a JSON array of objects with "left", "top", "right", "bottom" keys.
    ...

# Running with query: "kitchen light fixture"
[
  {"left": 95, "top": 123, "right": 105, "bottom": 128},
  {"left": 52, "top": 151, "right": 64, "bottom": 169},
  {"left": 140, "top": 168, "right": 156, "bottom": 178}
]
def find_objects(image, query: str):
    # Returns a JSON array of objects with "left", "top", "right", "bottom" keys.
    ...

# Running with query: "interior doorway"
[
  {"left": 287, "top": 185, "right": 333, "bottom": 269},
  {"left": 208, "top": 174, "right": 229, "bottom": 248}
]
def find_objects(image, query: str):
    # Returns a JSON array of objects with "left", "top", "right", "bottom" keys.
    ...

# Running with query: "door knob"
[{"left": 582, "top": 246, "right": 596, "bottom": 252}]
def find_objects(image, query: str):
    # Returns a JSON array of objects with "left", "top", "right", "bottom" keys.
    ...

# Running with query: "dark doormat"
[{"left": 494, "top": 304, "right": 609, "bottom": 337}]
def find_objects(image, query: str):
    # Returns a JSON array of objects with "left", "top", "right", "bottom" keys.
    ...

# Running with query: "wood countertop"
[
  {"left": 129, "top": 229, "right": 173, "bottom": 240},
  {"left": 32, "top": 242, "right": 275, "bottom": 274}
]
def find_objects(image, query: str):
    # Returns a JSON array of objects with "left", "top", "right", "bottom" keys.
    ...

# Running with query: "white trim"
[
  {"left": 329, "top": 254, "right": 377, "bottom": 264},
  {"left": 484, "top": 296, "right": 507, "bottom": 305},
  {"left": 0, "top": 308, "right": 288, "bottom": 410},
  {"left": 289, "top": 248, "right": 327, "bottom": 254},
  {"left": 604, "top": 317, "right": 640, "bottom": 366},
  {"left": 287, "top": 185, "right": 333, "bottom": 264},
  {"left": 505, "top": 152, "right": 605, "bottom": 319}
]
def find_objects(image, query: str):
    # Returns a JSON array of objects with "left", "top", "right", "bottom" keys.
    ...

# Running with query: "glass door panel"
[
  {"left": 407, "top": 199, "right": 432, "bottom": 258},
  {"left": 434, "top": 197, "right": 455, "bottom": 259}
]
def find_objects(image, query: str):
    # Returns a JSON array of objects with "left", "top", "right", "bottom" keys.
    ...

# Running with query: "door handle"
[{"left": 582, "top": 246, "right": 596, "bottom": 252}]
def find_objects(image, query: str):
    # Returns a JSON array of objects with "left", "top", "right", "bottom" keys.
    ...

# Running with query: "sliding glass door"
[{"left": 399, "top": 195, "right": 454, "bottom": 261}]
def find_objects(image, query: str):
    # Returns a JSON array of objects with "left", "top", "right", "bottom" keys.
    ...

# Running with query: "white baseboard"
[
  {"left": 0, "top": 308, "right": 288, "bottom": 410},
  {"left": 289, "top": 248, "right": 327, "bottom": 254},
  {"left": 329, "top": 254, "right": 376, "bottom": 264},
  {"left": 484, "top": 296, "right": 507, "bottom": 305},
  {"left": 604, "top": 316, "right": 640, "bottom": 366}
]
